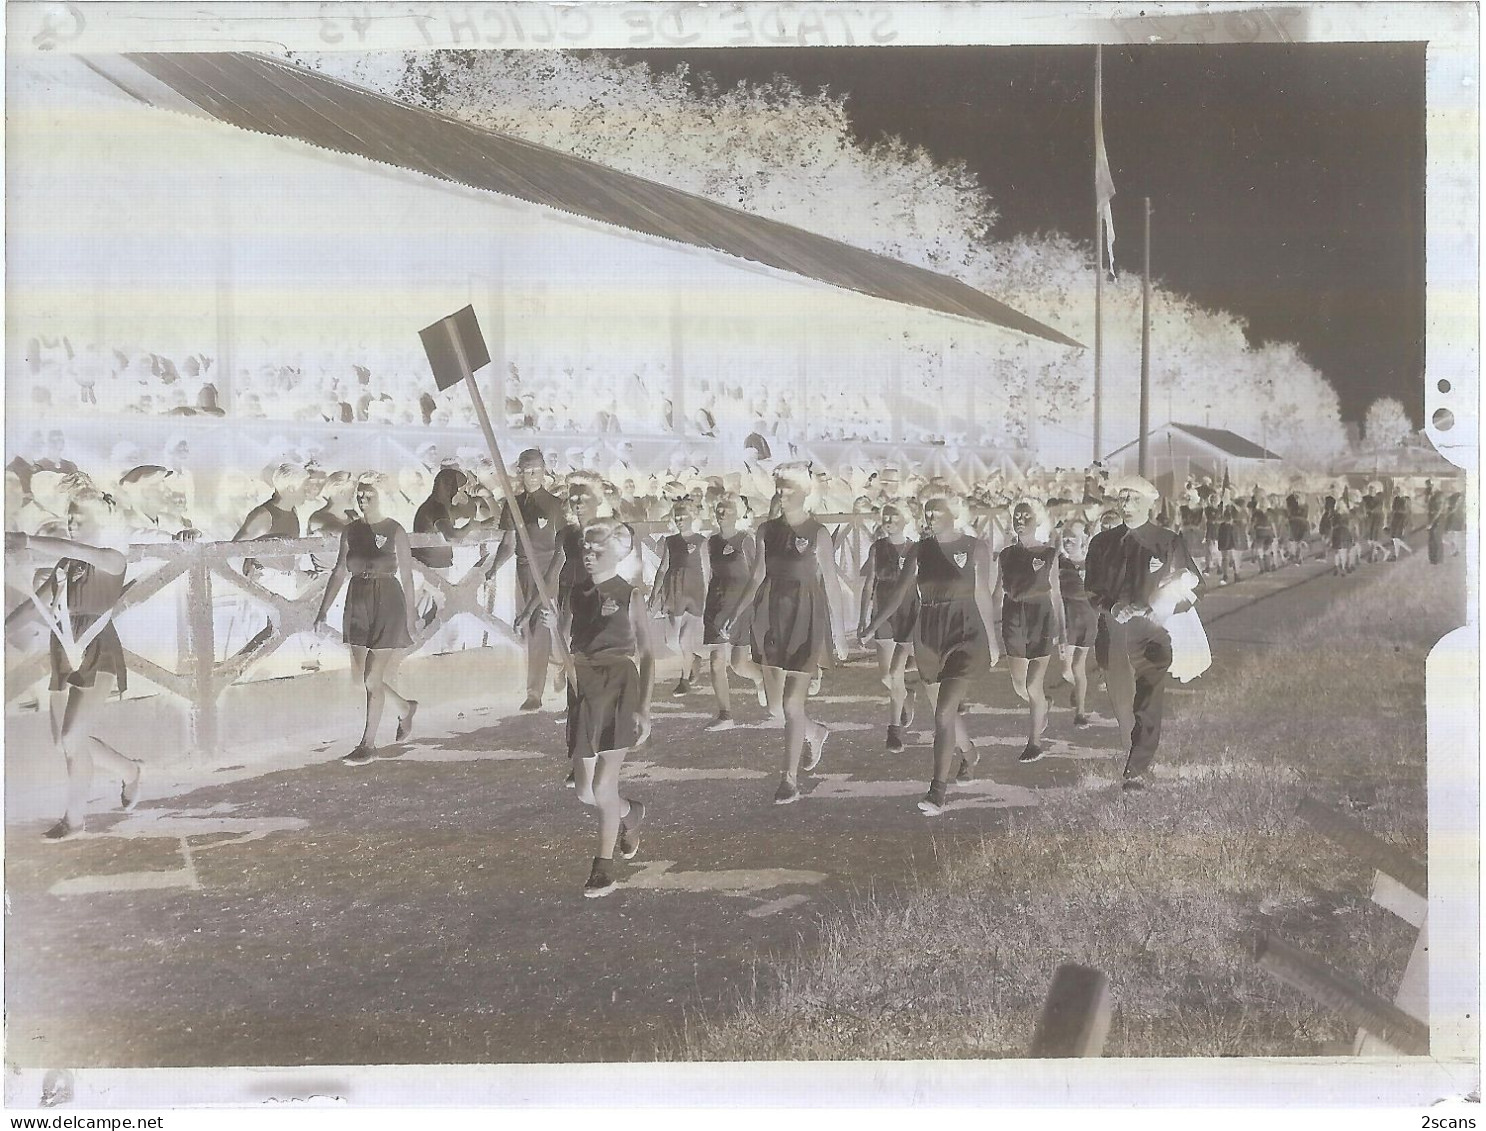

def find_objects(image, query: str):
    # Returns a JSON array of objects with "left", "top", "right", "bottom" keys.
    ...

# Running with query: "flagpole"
[
  {"left": 1139, "top": 196, "right": 1152, "bottom": 479},
  {"left": 1093, "top": 44, "right": 1104, "bottom": 467},
  {"left": 445, "top": 323, "right": 571, "bottom": 672}
]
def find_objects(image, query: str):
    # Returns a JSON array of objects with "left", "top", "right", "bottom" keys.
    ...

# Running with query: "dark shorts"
[
  {"left": 49, "top": 621, "right": 127, "bottom": 693},
  {"left": 1002, "top": 597, "right": 1057, "bottom": 660},
  {"left": 1288, "top": 519, "right": 1309, "bottom": 541},
  {"left": 344, "top": 574, "right": 412, "bottom": 650},
  {"left": 1062, "top": 597, "right": 1098, "bottom": 649},
  {"left": 566, "top": 657, "right": 643, "bottom": 757}
]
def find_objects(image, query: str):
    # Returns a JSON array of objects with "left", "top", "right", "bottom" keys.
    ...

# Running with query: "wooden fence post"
[
  {"left": 1253, "top": 932, "right": 1429, "bottom": 1055},
  {"left": 183, "top": 549, "right": 217, "bottom": 762},
  {"left": 1029, "top": 964, "right": 1111, "bottom": 1057}
]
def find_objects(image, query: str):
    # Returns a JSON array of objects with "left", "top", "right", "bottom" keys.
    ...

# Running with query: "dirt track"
[{"left": 4, "top": 552, "right": 1439, "bottom": 1068}]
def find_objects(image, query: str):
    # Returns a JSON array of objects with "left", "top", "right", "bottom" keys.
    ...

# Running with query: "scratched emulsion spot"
[
  {"left": 50, "top": 864, "right": 199, "bottom": 897},
  {"left": 746, "top": 893, "right": 812, "bottom": 918},
  {"left": 806, "top": 775, "right": 1040, "bottom": 808},
  {"left": 1165, "top": 762, "right": 1298, "bottom": 782},
  {"left": 622, "top": 761, "right": 768, "bottom": 783},
  {"left": 105, "top": 810, "right": 308, "bottom": 842},
  {"left": 395, "top": 746, "right": 544, "bottom": 763},
  {"left": 959, "top": 736, "right": 1110, "bottom": 760},
  {"left": 808, "top": 694, "right": 883, "bottom": 705},
  {"left": 620, "top": 860, "right": 826, "bottom": 897}
]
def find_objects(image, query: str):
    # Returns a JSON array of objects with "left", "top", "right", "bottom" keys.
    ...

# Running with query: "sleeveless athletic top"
[
  {"left": 998, "top": 542, "right": 1057, "bottom": 603},
  {"left": 759, "top": 516, "right": 824, "bottom": 583},
  {"left": 345, "top": 520, "right": 401, "bottom": 577},
  {"left": 1057, "top": 551, "right": 1088, "bottom": 602},
  {"left": 708, "top": 531, "right": 751, "bottom": 590},
  {"left": 50, "top": 557, "right": 125, "bottom": 620},
  {"left": 869, "top": 537, "right": 912, "bottom": 586},
  {"left": 916, "top": 535, "right": 979, "bottom": 604},
  {"left": 568, "top": 576, "right": 636, "bottom": 660},
  {"left": 247, "top": 499, "right": 300, "bottom": 539}
]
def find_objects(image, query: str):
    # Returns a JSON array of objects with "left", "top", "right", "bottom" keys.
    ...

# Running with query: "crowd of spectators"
[{"left": 18, "top": 333, "right": 905, "bottom": 444}]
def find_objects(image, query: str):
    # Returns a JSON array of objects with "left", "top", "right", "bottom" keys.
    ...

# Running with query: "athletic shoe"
[
  {"left": 773, "top": 777, "right": 801, "bottom": 805},
  {"left": 618, "top": 799, "right": 646, "bottom": 860},
  {"left": 704, "top": 713, "right": 737, "bottom": 732},
  {"left": 43, "top": 819, "right": 81, "bottom": 841},
  {"left": 901, "top": 698, "right": 916, "bottom": 729},
  {"left": 583, "top": 858, "right": 618, "bottom": 898},
  {"left": 565, "top": 767, "right": 576, "bottom": 788},
  {"left": 341, "top": 746, "right": 375, "bottom": 767},
  {"left": 808, "top": 671, "right": 823, "bottom": 696},
  {"left": 672, "top": 677, "right": 692, "bottom": 697},
  {"left": 755, "top": 682, "right": 768, "bottom": 707},
  {"left": 121, "top": 763, "right": 144, "bottom": 811},
  {"left": 955, "top": 756, "right": 973, "bottom": 784},
  {"left": 917, "top": 779, "right": 948, "bottom": 816},
  {"left": 520, "top": 695, "right": 542, "bottom": 712},
  {"left": 1121, "top": 775, "right": 1147, "bottom": 792},
  {"left": 885, "top": 724, "right": 905, "bottom": 754},
  {"left": 1017, "top": 743, "right": 1045, "bottom": 764},
  {"left": 1073, "top": 713, "right": 1093, "bottom": 729},
  {"left": 803, "top": 726, "right": 829, "bottom": 773},
  {"left": 396, "top": 700, "right": 419, "bottom": 742}
]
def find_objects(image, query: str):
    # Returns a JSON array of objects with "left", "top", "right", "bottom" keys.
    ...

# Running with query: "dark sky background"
[{"left": 609, "top": 45, "right": 1426, "bottom": 426}]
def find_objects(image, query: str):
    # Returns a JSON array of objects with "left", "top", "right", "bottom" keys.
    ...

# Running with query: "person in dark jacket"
[{"left": 1085, "top": 475, "right": 1203, "bottom": 790}]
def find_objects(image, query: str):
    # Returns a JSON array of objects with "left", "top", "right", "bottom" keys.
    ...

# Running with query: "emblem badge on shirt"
[
  {"left": 536, "top": 516, "right": 547, "bottom": 529},
  {"left": 722, "top": 544, "right": 736, "bottom": 556},
  {"left": 600, "top": 598, "right": 620, "bottom": 617},
  {"left": 794, "top": 537, "right": 810, "bottom": 553},
  {"left": 953, "top": 551, "right": 969, "bottom": 569},
  {"left": 1149, "top": 557, "right": 1165, "bottom": 573},
  {"left": 374, "top": 534, "right": 389, "bottom": 551},
  {"left": 1030, "top": 555, "right": 1044, "bottom": 571},
  {"left": 686, "top": 542, "right": 697, "bottom": 554}
]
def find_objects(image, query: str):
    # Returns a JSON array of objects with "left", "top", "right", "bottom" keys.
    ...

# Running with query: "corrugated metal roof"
[
  {"left": 119, "top": 52, "right": 1083, "bottom": 349},
  {"left": 1104, "top": 422, "right": 1283, "bottom": 462},
  {"left": 1170, "top": 423, "right": 1283, "bottom": 460}
]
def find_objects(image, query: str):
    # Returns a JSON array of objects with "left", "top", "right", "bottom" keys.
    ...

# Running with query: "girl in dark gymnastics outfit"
[
  {"left": 701, "top": 492, "right": 764, "bottom": 732},
  {"left": 314, "top": 478, "right": 418, "bottom": 766},
  {"left": 1387, "top": 493, "right": 1414, "bottom": 560},
  {"left": 866, "top": 493, "right": 998, "bottom": 816},
  {"left": 720, "top": 463, "right": 845, "bottom": 806},
  {"left": 858, "top": 501, "right": 918, "bottom": 754},
  {"left": 994, "top": 498, "right": 1066, "bottom": 764},
  {"left": 648, "top": 499, "right": 709, "bottom": 696},
  {"left": 5, "top": 483, "right": 144, "bottom": 838},
  {"left": 1056, "top": 520, "right": 1098, "bottom": 729},
  {"left": 539, "top": 519, "right": 653, "bottom": 898},
  {"left": 1285, "top": 493, "right": 1310, "bottom": 565}
]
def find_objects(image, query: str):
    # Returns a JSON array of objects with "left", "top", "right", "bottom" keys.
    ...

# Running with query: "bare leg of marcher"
[{"left": 53, "top": 675, "right": 137, "bottom": 833}]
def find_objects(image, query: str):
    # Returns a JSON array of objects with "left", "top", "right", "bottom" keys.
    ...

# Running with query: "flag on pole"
[{"left": 1095, "top": 48, "right": 1117, "bottom": 278}]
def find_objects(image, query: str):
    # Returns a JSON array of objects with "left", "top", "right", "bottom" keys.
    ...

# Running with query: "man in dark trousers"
[
  {"left": 1084, "top": 475, "right": 1203, "bottom": 790},
  {"left": 491, "top": 449, "right": 567, "bottom": 711}
]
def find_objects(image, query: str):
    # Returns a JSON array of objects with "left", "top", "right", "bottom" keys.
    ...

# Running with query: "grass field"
[{"left": 672, "top": 552, "right": 1461, "bottom": 1060}]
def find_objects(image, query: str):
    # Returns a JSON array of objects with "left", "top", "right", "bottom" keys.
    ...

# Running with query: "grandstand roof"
[
  {"left": 107, "top": 51, "right": 1083, "bottom": 349},
  {"left": 1104, "top": 422, "right": 1283, "bottom": 462}
]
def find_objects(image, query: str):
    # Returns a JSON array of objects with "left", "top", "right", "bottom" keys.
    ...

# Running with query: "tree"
[
  {"left": 1364, "top": 396, "right": 1413, "bottom": 448},
  {"left": 291, "top": 49, "right": 1352, "bottom": 464}
]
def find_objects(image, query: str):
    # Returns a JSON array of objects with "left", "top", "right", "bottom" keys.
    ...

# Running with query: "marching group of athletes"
[{"left": 6, "top": 448, "right": 1459, "bottom": 898}]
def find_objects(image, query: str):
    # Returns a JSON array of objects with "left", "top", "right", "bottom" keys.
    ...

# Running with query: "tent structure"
[{"left": 1102, "top": 422, "right": 1284, "bottom": 496}]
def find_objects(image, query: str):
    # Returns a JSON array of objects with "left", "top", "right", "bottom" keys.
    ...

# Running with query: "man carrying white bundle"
[{"left": 1084, "top": 474, "right": 1209, "bottom": 791}]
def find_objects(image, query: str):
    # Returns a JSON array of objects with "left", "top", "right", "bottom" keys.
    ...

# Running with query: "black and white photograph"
[{"left": 2, "top": 0, "right": 1478, "bottom": 1117}]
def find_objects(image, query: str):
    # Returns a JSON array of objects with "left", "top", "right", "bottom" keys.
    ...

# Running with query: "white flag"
[{"left": 1095, "top": 48, "right": 1117, "bottom": 276}]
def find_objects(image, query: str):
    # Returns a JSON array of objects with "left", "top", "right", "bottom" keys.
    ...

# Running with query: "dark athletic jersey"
[
  {"left": 568, "top": 576, "right": 637, "bottom": 660},
  {"left": 998, "top": 542, "right": 1057, "bottom": 603}
]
